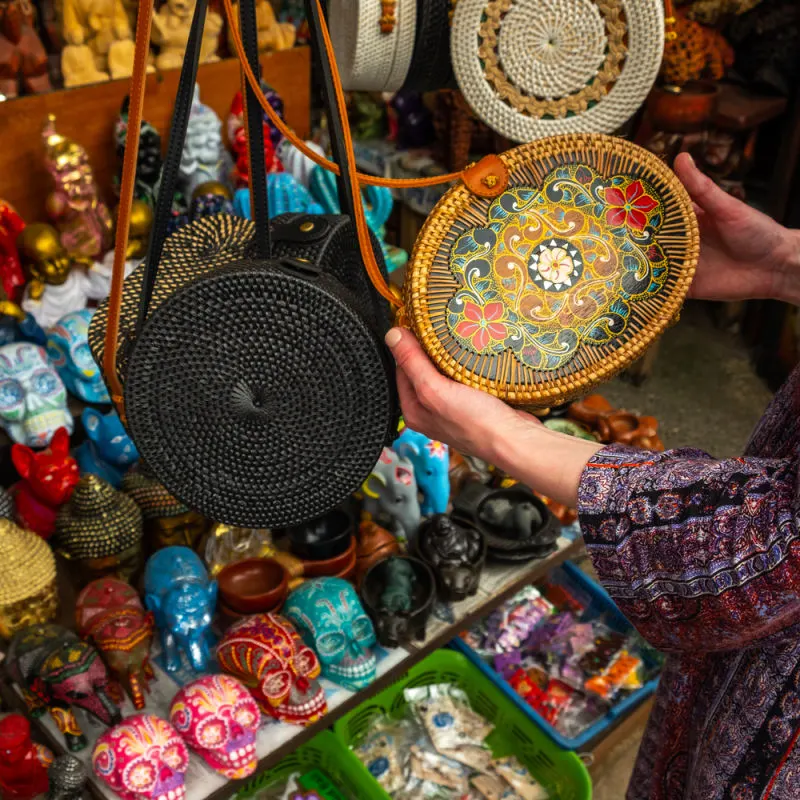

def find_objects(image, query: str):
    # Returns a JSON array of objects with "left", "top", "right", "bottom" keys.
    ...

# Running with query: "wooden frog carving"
[{"left": 7, "top": 623, "right": 122, "bottom": 752}]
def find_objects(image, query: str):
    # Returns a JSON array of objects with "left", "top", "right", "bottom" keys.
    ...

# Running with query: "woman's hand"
[
  {"left": 674, "top": 152, "right": 800, "bottom": 304},
  {"left": 385, "top": 329, "right": 603, "bottom": 507},
  {"left": 385, "top": 327, "right": 526, "bottom": 463}
]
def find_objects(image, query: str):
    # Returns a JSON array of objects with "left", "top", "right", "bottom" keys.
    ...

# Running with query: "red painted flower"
[
  {"left": 455, "top": 301, "right": 508, "bottom": 350},
  {"left": 605, "top": 181, "right": 658, "bottom": 231}
]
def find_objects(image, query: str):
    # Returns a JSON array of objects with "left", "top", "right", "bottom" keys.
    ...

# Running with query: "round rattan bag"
[
  {"left": 450, "top": 0, "right": 665, "bottom": 142},
  {"left": 403, "top": 134, "right": 698, "bottom": 407}
]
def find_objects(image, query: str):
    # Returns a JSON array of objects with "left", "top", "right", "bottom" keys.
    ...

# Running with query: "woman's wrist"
[
  {"left": 776, "top": 228, "right": 800, "bottom": 306},
  {"left": 487, "top": 414, "right": 603, "bottom": 508}
]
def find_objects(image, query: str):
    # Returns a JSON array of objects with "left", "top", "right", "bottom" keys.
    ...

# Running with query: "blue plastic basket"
[{"left": 452, "top": 562, "right": 659, "bottom": 750}]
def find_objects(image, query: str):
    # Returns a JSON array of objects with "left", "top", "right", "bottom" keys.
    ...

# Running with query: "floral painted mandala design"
[{"left": 446, "top": 164, "right": 668, "bottom": 371}]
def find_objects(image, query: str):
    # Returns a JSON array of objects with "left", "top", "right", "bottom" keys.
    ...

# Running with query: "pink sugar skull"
[
  {"left": 169, "top": 675, "right": 260, "bottom": 780},
  {"left": 92, "top": 715, "right": 189, "bottom": 800}
]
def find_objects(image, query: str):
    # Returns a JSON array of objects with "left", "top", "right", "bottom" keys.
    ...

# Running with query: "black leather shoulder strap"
[{"left": 136, "top": 0, "right": 269, "bottom": 333}]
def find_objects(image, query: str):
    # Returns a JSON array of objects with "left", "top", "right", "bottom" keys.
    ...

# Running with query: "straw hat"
[
  {"left": 0, "top": 519, "right": 58, "bottom": 639},
  {"left": 329, "top": 0, "right": 418, "bottom": 91},
  {"left": 450, "top": 0, "right": 664, "bottom": 142}
]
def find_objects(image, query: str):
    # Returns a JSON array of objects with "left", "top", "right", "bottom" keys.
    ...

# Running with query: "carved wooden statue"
[
  {"left": 60, "top": 0, "right": 136, "bottom": 86},
  {"left": 0, "top": 0, "right": 52, "bottom": 98},
  {"left": 151, "top": 0, "right": 221, "bottom": 71}
]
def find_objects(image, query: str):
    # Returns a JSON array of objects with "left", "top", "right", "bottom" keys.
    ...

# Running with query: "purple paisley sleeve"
[{"left": 577, "top": 444, "right": 800, "bottom": 652}]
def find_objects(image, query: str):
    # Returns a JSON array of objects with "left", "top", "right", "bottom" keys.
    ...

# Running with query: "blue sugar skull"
[
  {"left": 47, "top": 309, "right": 110, "bottom": 404},
  {"left": 233, "top": 174, "right": 324, "bottom": 220},
  {"left": 394, "top": 427, "right": 450, "bottom": 515},
  {"left": 144, "top": 546, "right": 217, "bottom": 674},
  {"left": 0, "top": 343, "right": 72, "bottom": 448},
  {"left": 283, "top": 577, "right": 377, "bottom": 691},
  {"left": 74, "top": 408, "right": 139, "bottom": 488}
]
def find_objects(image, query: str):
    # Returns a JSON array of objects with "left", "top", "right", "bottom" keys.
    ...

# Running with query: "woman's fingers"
[{"left": 674, "top": 152, "right": 739, "bottom": 221}]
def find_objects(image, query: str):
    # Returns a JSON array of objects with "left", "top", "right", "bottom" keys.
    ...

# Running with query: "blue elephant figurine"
[
  {"left": 233, "top": 173, "right": 324, "bottom": 220},
  {"left": 394, "top": 427, "right": 450, "bottom": 515},
  {"left": 144, "top": 546, "right": 217, "bottom": 673},
  {"left": 307, "top": 166, "right": 408, "bottom": 273},
  {"left": 46, "top": 309, "right": 110, "bottom": 404},
  {"left": 362, "top": 447, "right": 421, "bottom": 545},
  {"left": 74, "top": 408, "right": 139, "bottom": 488}
]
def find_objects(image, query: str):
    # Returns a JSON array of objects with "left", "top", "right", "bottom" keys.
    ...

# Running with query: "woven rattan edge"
[{"left": 403, "top": 133, "right": 699, "bottom": 407}]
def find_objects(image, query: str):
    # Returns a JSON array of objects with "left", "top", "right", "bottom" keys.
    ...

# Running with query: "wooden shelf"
[
  {"left": 0, "top": 536, "right": 583, "bottom": 800},
  {"left": 0, "top": 47, "right": 311, "bottom": 222}
]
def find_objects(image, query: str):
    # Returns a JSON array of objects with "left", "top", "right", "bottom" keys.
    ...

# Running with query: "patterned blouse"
[{"left": 578, "top": 366, "right": 800, "bottom": 800}]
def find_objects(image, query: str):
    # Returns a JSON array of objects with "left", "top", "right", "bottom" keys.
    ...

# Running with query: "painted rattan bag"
[
  {"left": 89, "top": 0, "right": 399, "bottom": 528},
  {"left": 450, "top": 0, "right": 666, "bottom": 142},
  {"left": 402, "top": 134, "right": 699, "bottom": 407}
]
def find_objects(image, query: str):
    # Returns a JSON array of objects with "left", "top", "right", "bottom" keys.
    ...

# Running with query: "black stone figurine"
[{"left": 416, "top": 515, "right": 486, "bottom": 601}]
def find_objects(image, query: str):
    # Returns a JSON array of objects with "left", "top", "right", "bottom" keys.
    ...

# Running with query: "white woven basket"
[
  {"left": 451, "top": 0, "right": 665, "bottom": 142},
  {"left": 329, "top": 0, "right": 418, "bottom": 92}
]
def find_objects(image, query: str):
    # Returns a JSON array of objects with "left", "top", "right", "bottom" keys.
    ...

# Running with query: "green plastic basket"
[
  {"left": 333, "top": 649, "right": 592, "bottom": 800},
  {"left": 235, "top": 730, "right": 377, "bottom": 799}
]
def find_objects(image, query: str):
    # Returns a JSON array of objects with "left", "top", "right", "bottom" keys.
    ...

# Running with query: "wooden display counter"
[{"left": 0, "top": 47, "right": 311, "bottom": 222}]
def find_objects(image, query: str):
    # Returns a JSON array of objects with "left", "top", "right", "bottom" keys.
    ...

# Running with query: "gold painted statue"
[
  {"left": 60, "top": 0, "right": 137, "bottom": 86},
  {"left": 151, "top": 0, "right": 221, "bottom": 71},
  {"left": 227, "top": 0, "right": 295, "bottom": 54}
]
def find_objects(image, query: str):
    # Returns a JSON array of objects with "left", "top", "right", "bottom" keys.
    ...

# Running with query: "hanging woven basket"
[
  {"left": 329, "top": 0, "right": 418, "bottom": 91},
  {"left": 404, "top": 133, "right": 699, "bottom": 407},
  {"left": 450, "top": 0, "right": 665, "bottom": 142}
]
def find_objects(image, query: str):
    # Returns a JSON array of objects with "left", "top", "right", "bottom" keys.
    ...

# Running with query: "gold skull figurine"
[{"left": 17, "top": 223, "right": 86, "bottom": 301}]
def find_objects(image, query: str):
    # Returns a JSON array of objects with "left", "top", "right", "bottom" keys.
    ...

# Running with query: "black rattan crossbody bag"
[{"left": 89, "top": 0, "right": 399, "bottom": 528}]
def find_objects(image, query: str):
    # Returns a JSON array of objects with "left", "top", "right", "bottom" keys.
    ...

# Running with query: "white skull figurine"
[{"left": 0, "top": 343, "right": 73, "bottom": 447}]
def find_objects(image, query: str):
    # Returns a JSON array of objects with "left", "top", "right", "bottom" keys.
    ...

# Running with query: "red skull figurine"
[
  {"left": 169, "top": 674, "right": 260, "bottom": 779},
  {"left": 76, "top": 578, "right": 155, "bottom": 710},
  {"left": 11, "top": 427, "right": 80, "bottom": 540},
  {"left": 217, "top": 613, "right": 327, "bottom": 726},
  {"left": 0, "top": 714, "right": 52, "bottom": 800},
  {"left": 92, "top": 715, "right": 188, "bottom": 800}
]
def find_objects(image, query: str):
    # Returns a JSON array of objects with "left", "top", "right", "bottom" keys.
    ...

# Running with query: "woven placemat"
[
  {"left": 405, "top": 134, "right": 699, "bottom": 407},
  {"left": 450, "top": 0, "right": 664, "bottom": 141},
  {"left": 330, "top": 0, "right": 418, "bottom": 91}
]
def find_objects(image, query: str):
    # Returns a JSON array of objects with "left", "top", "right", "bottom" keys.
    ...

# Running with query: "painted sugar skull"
[
  {"left": 46, "top": 310, "right": 110, "bottom": 404},
  {"left": 0, "top": 343, "right": 71, "bottom": 447},
  {"left": 217, "top": 613, "right": 327, "bottom": 726},
  {"left": 283, "top": 577, "right": 377, "bottom": 691},
  {"left": 144, "top": 547, "right": 216, "bottom": 674},
  {"left": 7, "top": 623, "right": 121, "bottom": 752},
  {"left": 92, "top": 715, "right": 188, "bottom": 800},
  {"left": 76, "top": 579, "right": 154, "bottom": 710},
  {"left": 169, "top": 675, "right": 259, "bottom": 779}
]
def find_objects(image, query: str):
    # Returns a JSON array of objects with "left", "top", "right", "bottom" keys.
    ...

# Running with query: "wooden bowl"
[
  {"left": 217, "top": 557, "right": 289, "bottom": 614},
  {"left": 647, "top": 81, "right": 719, "bottom": 133},
  {"left": 302, "top": 534, "right": 356, "bottom": 578}
]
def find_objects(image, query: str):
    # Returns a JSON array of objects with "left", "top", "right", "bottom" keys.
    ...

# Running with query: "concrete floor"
[{"left": 584, "top": 302, "right": 775, "bottom": 798}]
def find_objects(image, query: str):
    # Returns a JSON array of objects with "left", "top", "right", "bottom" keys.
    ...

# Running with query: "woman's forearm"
[{"left": 485, "top": 415, "right": 603, "bottom": 508}]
